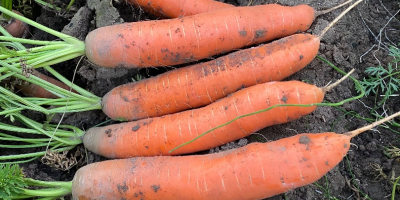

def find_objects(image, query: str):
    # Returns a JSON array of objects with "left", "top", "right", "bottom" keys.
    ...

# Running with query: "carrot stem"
[
  {"left": 315, "top": 0, "right": 353, "bottom": 16},
  {"left": 318, "top": 0, "right": 363, "bottom": 38},
  {"left": 345, "top": 110, "right": 400, "bottom": 138}
]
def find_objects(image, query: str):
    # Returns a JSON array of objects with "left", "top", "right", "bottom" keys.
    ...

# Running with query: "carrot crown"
[{"left": 0, "top": 6, "right": 101, "bottom": 115}]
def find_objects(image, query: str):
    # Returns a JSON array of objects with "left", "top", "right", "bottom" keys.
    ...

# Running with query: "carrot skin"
[
  {"left": 2, "top": 10, "right": 30, "bottom": 38},
  {"left": 125, "top": 0, "right": 234, "bottom": 18},
  {"left": 101, "top": 33, "right": 319, "bottom": 121},
  {"left": 73, "top": 133, "right": 350, "bottom": 200},
  {"left": 85, "top": 4, "right": 315, "bottom": 68},
  {"left": 85, "top": 81, "right": 324, "bottom": 158}
]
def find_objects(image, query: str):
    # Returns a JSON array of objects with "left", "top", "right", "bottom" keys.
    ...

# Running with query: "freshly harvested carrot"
[
  {"left": 73, "top": 111, "right": 400, "bottom": 200},
  {"left": 85, "top": 80, "right": 328, "bottom": 158},
  {"left": 101, "top": 33, "right": 319, "bottom": 121},
  {"left": 85, "top": 4, "right": 317, "bottom": 68},
  {"left": 101, "top": 0, "right": 357, "bottom": 121},
  {"left": 15, "top": 69, "right": 75, "bottom": 99},
  {"left": 1, "top": 10, "right": 29, "bottom": 38},
  {"left": 125, "top": 0, "right": 234, "bottom": 18}
]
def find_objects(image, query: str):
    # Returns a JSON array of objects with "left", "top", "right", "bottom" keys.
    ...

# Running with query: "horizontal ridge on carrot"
[
  {"left": 85, "top": 4, "right": 316, "bottom": 68},
  {"left": 101, "top": 33, "right": 319, "bottom": 121},
  {"left": 125, "top": 0, "right": 234, "bottom": 18},
  {"left": 85, "top": 80, "right": 325, "bottom": 158}
]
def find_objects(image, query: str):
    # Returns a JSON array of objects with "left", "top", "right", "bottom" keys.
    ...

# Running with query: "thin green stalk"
[
  {"left": 0, "top": 145, "right": 75, "bottom": 162},
  {"left": 1, "top": 0, "right": 12, "bottom": 20},
  {"left": 0, "top": 86, "right": 50, "bottom": 114},
  {"left": 0, "top": 59, "right": 100, "bottom": 101},
  {"left": 34, "top": 0, "right": 62, "bottom": 11},
  {"left": 0, "top": 36, "right": 66, "bottom": 46},
  {"left": 65, "top": 0, "right": 76, "bottom": 11},
  {"left": 17, "top": 180, "right": 72, "bottom": 197},
  {"left": 0, "top": 6, "right": 82, "bottom": 44},
  {"left": 392, "top": 176, "right": 400, "bottom": 200}
]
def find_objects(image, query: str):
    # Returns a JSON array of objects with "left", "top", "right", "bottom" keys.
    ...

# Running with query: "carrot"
[
  {"left": 125, "top": 0, "right": 234, "bottom": 18},
  {"left": 102, "top": 33, "right": 319, "bottom": 121},
  {"left": 72, "top": 111, "right": 400, "bottom": 200},
  {"left": 85, "top": 4, "right": 318, "bottom": 68},
  {"left": 15, "top": 69, "right": 75, "bottom": 99},
  {"left": 100, "top": 0, "right": 356, "bottom": 121},
  {"left": 85, "top": 80, "right": 330, "bottom": 158},
  {"left": 1, "top": 10, "right": 29, "bottom": 38}
]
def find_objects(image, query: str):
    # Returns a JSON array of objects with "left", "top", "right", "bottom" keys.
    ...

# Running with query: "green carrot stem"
[
  {"left": 17, "top": 180, "right": 72, "bottom": 197},
  {"left": 0, "top": 146, "right": 75, "bottom": 161},
  {"left": 0, "top": 36, "right": 67, "bottom": 46},
  {"left": 0, "top": 141, "right": 60, "bottom": 148},
  {"left": 0, "top": 6, "right": 81, "bottom": 44},
  {"left": 0, "top": 86, "right": 50, "bottom": 114}
]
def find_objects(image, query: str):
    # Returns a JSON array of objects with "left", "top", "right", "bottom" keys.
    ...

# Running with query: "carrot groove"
[
  {"left": 125, "top": 0, "right": 234, "bottom": 18},
  {"left": 85, "top": 4, "right": 315, "bottom": 68},
  {"left": 101, "top": 33, "right": 320, "bottom": 121},
  {"left": 85, "top": 81, "right": 324, "bottom": 158},
  {"left": 73, "top": 133, "right": 350, "bottom": 200}
]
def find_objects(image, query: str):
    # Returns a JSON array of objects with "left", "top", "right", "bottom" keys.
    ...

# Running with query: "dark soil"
[{"left": 5, "top": 0, "right": 400, "bottom": 199}]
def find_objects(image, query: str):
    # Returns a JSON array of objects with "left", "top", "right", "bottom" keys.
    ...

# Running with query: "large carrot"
[
  {"left": 101, "top": 33, "right": 319, "bottom": 121},
  {"left": 125, "top": 0, "right": 234, "bottom": 18},
  {"left": 72, "top": 111, "right": 400, "bottom": 200},
  {"left": 85, "top": 4, "right": 318, "bottom": 68},
  {"left": 85, "top": 80, "right": 331, "bottom": 158},
  {"left": 101, "top": 0, "right": 356, "bottom": 121}
]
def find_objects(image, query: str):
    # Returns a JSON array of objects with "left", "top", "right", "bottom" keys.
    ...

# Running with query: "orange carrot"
[
  {"left": 125, "top": 0, "right": 234, "bottom": 18},
  {"left": 73, "top": 111, "right": 400, "bottom": 200},
  {"left": 85, "top": 80, "right": 326, "bottom": 158},
  {"left": 15, "top": 69, "right": 75, "bottom": 99},
  {"left": 99, "top": 0, "right": 357, "bottom": 121},
  {"left": 85, "top": 4, "right": 317, "bottom": 68},
  {"left": 1, "top": 10, "right": 29, "bottom": 38},
  {"left": 101, "top": 33, "right": 319, "bottom": 121}
]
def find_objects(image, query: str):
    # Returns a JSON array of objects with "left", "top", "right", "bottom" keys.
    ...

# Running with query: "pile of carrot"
[{"left": 3, "top": 0, "right": 378, "bottom": 199}]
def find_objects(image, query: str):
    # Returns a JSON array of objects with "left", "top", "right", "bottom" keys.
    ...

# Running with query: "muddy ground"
[{"left": 6, "top": 0, "right": 400, "bottom": 199}]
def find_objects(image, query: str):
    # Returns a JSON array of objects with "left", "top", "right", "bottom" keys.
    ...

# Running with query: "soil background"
[{"left": 6, "top": 0, "right": 400, "bottom": 199}]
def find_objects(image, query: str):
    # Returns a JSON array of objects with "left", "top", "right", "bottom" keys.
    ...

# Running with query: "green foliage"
[
  {"left": 359, "top": 46, "right": 400, "bottom": 105},
  {"left": 0, "top": 164, "right": 27, "bottom": 200}
]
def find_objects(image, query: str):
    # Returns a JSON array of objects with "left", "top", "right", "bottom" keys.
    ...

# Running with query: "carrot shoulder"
[
  {"left": 101, "top": 33, "right": 319, "bottom": 121},
  {"left": 84, "top": 80, "right": 324, "bottom": 158},
  {"left": 73, "top": 133, "right": 350, "bottom": 200},
  {"left": 85, "top": 4, "right": 315, "bottom": 68},
  {"left": 125, "top": 0, "right": 234, "bottom": 18}
]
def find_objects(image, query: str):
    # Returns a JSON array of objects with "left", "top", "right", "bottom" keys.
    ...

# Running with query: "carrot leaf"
[{"left": 0, "top": 164, "right": 27, "bottom": 200}]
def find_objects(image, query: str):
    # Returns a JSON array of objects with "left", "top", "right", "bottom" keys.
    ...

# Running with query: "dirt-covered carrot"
[
  {"left": 85, "top": 80, "right": 332, "bottom": 158},
  {"left": 125, "top": 0, "right": 234, "bottom": 18},
  {"left": 85, "top": 4, "right": 318, "bottom": 68},
  {"left": 4, "top": 111, "right": 398, "bottom": 200},
  {"left": 101, "top": 0, "right": 357, "bottom": 121},
  {"left": 72, "top": 111, "right": 400, "bottom": 200},
  {"left": 102, "top": 33, "right": 319, "bottom": 121}
]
